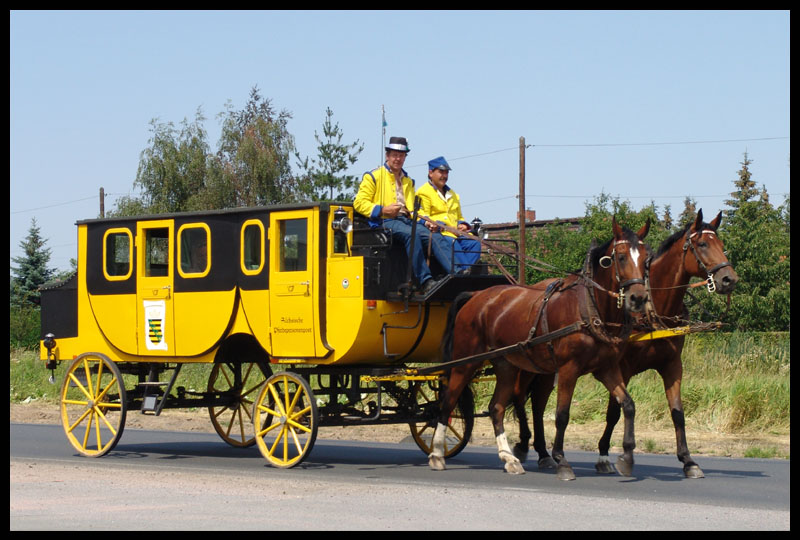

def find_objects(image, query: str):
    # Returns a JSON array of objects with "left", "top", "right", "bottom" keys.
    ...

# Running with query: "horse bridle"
[
  {"left": 683, "top": 229, "right": 732, "bottom": 293},
  {"left": 599, "top": 239, "right": 646, "bottom": 308}
]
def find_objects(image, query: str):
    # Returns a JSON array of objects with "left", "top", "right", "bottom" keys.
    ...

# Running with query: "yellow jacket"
[
  {"left": 354, "top": 164, "right": 416, "bottom": 227},
  {"left": 415, "top": 181, "right": 470, "bottom": 239}
]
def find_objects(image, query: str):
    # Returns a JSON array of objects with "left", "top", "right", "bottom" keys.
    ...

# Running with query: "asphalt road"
[{"left": 10, "top": 423, "right": 790, "bottom": 530}]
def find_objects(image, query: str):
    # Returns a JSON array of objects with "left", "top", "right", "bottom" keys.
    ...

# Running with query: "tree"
[
  {"left": 209, "top": 86, "right": 298, "bottom": 207},
  {"left": 111, "top": 107, "right": 210, "bottom": 216},
  {"left": 724, "top": 151, "right": 759, "bottom": 213},
  {"left": 661, "top": 204, "right": 673, "bottom": 231},
  {"left": 522, "top": 192, "right": 669, "bottom": 285},
  {"left": 295, "top": 107, "right": 364, "bottom": 201},
  {"left": 10, "top": 218, "right": 54, "bottom": 348},
  {"left": 10, "top": 217, "right": 54, "bottom": 304},
  {"left": 698, "top": 152, "right": 790, "bottom": 331},
  {"left": 676, "top": 196, "right": 698, "bottom": 228}
]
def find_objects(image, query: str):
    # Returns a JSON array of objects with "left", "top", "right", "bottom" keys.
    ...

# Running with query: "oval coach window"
[
  {"left": 241, "top": 220, "right": 264, "bottom": 275},
  {"left": 103, "top": 228, "right": 133, "bottom": 281},
  {"left": 178, "top": 224, "right": 211, "bottom": 278}
]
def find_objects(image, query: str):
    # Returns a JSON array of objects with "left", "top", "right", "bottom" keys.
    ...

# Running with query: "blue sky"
[{"left": 10, "top": 10, "right": 790, "bottom": 273}]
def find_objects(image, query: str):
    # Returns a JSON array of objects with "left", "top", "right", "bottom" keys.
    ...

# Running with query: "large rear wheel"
[
  {"left": 208, "top": 360, "right": 271, "bottom": 447},
  {"left": 60, "top": 353, "right": 127, "bottom": 457},
  {"left": 253, "top": 372, "right": 318, "bottom": 468},
  {"left": 409, "top": 379, "right": 474, "bottom": 459}
]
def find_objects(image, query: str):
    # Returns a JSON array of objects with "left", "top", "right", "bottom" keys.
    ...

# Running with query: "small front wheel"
[
  {"left": 60, "top": 353, "right": 127, "bottom": 457},
  {"left": 253, "top": 372, "right": 318, "bottom": 468}
]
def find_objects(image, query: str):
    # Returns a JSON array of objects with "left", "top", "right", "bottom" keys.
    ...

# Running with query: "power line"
[
  {"left": 11, "top": 135, "right": 788, "bottom": 213},
  {"left": 10, "top": 192, "right": 129, "bottom": 214},
  {"left": 532, "top": 136, "right": 789, "bottom": 148},
  {"left": 408, "top": 135, "right": 789, "bottom": 168},
  {"left": 10, "top": 195, "right": 97, "bottom": 214},
  {"left": 462, "top": 192, "right": 790, "bottom": 208}
]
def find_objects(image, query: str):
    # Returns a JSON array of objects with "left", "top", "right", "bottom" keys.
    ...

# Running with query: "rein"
[{"left": 418, "top": 216, "right": 631, "bottom": 301}]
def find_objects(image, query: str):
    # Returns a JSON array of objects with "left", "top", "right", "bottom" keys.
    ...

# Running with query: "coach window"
[
  {"left": 178, "top": 224, "right": 211, "bottom": 278},
  {"left": 103, "top": 228, "right": 133, "bottom": 281},
  {"left": 241, "top": 219, "right": 264, "bottom": 275},
  {"left": 144, "top": 228, "right": 170, "bottom": 277},
  {"left": 279, "top": 218, "right": 307, "bottom": 272}
]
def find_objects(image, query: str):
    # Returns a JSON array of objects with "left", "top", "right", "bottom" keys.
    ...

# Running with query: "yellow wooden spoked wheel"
[
  {"left": 60, "top": 353, "right": 127, "bottom": 457},
  {"left": 208, "top": 360, "right": 271, "bottom": 447},
  {"left": 409, "top": 379, "right": 474, "bottom": 459},
  {"left": 253, "top": 372, "right": 318, "bottom": 468}
]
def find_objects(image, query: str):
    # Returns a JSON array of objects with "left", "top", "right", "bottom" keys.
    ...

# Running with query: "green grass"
[
  {"left": 473, "top": 331, "right": 790, "bottom": 440},
  {"left": 743, "top": 446, "right": 781, "bottom": 459}
]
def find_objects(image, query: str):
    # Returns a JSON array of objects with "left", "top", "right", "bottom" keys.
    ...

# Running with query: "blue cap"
[{"left": 428, "top": 156, "right": 452, "bottom": 171}]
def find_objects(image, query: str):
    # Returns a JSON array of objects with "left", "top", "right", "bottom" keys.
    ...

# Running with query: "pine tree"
[
  {"left": 710, "top": 152, "right": 790, "bottom": 330},
  {"left": 724, "top": 152, "right": 758, "bottom": 218},
  {"left": 10, "top": 217, "right": 54, "bottom": 304},
  {"left": 677, "top": 196, "right": 697, "bottom": 228},
  {"left": 295, "top": 107, "right": 364, "bottom": 201},
  {"left": 661, "top": 204, "right": 673, "bottom": 231}
]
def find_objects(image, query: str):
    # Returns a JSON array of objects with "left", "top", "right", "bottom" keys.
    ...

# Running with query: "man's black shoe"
[{"left": 419, "top": 278, "right": 439, "bottom": 295}]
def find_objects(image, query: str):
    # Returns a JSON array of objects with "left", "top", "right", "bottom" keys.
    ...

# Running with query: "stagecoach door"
[
  {"left": 135, "top": 220, "right": 176, "bottom": 356},
  {"left": 268, "top": 211, "right": 317, "bottom": 358}
]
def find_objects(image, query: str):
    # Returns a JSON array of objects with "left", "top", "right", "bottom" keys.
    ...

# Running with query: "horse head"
[
  {"left": 682, "top": 209, "right": 739, "bottom": 294},
  {"left": 593, "top": 216, "right": 650, "bottom": 313}
]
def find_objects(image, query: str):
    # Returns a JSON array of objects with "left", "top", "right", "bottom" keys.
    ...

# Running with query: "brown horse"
[
  {"left": 514, "top": 210, "right": 738, "bottom": 478},
  {"left": 429, "top": 217, "right": 650, "bottom": 480}
]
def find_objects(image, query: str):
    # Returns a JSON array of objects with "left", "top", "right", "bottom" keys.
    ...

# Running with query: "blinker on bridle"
[
  {"left": 683, "top": 229, "right": 732, "bottom": 293},
  {"left": 600, "top": 239, "right": 645, "bottom": 308}
]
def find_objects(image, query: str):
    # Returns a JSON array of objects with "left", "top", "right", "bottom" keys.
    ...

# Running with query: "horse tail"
[{"left": 442, "top": 291, "right": 475, "bottom": 363}]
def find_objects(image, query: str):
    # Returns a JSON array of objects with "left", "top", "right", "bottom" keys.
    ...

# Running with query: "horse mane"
[{"left": 654, "top": 219, "right": 713, "bottom": 258}]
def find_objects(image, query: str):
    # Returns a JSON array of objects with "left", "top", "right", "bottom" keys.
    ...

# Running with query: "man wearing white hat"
[{"left": 354, "top": 136, "right": 453, "bottom": 294}]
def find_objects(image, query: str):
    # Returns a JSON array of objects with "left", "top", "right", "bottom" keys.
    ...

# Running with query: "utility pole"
[
  {"left": 99, "top": 187, "right": 105, "bottom": 218},
  {"left": 518, "top": 137, "right": 526, "bottom": 284}
]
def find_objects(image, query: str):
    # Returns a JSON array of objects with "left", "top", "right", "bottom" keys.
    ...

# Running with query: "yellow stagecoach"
[{"left": 39, "top": 202, "right": 513, "bottom": 467}]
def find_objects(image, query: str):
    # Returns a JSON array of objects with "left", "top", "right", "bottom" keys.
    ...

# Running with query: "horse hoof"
[
  {"left": 428, "top": 455, "right": 446, "bottom": 471},
  {"left": 512, "top": 443, "right": 529, "bottom": 462},
  {"left": 556, "top": 465, "right": 576, "bottom": 481},
  {"left": 594, "top": 459, "right": 616, "bottom": 475},
  {"left": 684, "top": 464, "right": 705, "bottom": 479},
  {"left": 615, "top": 456, "right": 634, "bottom": 477},
  {"left": 538, "top": 457, "right": 558, "bottom": 470},
  {"left": 504, "top": 460, "right": 526, "bottom": 475}
]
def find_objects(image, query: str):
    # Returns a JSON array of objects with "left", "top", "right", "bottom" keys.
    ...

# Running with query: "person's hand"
[
  {"left": 426, "top": 220, "right": 440, "bottom": 233},
  {"left": 383, "top": 203, "right": 409, "bottom": 218},
  {"left": 457, "top": 223, "right": 470, "bottom": 232}
]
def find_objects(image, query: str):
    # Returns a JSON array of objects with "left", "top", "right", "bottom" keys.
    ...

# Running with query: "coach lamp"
[
  {"left": 331, "top": 206, "right": 353, "bottom": 255},
  {"left": 471, "top": 217, "right": 483, "bottom": 237},
  {"left": 43, "top": 333, "right": 57, "bottom": 383}
]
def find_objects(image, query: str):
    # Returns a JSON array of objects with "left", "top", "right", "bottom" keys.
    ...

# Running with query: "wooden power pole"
[
  {"left": 518, "top": 137, "right": 526, "bottom": 284},
  {"left": 99, "top": 187, "right": 105, "bottom": 218}
]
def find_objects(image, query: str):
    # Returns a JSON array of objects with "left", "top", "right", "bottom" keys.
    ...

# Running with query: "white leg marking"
[
  {"left": 496, "top": 432, "right": 517, "bottom": 463},
  {"left": 430, "top": 422, "right": 447, "bottom": 458},
  {"left": 496, "top": 431, "right": 525, "bottom": 474}
]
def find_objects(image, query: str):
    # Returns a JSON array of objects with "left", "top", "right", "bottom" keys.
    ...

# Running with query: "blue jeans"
[
  {"left": 416, "top": 227, "right": 458, "bottom": 275},
  {"left": 382, "top": 217, "right": 436, "bottom": 284},
  {"left": 452, "top": 236, "right": 481, "bottom": 271}
]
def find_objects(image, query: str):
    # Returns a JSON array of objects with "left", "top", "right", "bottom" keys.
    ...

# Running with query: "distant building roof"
[{"left": 481, "top": 215, "right": 582, "bottom": 238}]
